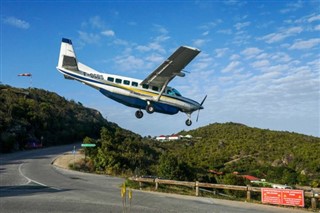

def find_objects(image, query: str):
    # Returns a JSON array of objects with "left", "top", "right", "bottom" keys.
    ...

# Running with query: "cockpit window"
[{"left": 168, "top": 88, "right": 182, "bottom": 97}]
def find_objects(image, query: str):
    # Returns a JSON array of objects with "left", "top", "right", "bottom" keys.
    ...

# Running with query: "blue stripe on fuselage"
[{"left": 100, "top": 89, "right": 180, "bottom": 115}]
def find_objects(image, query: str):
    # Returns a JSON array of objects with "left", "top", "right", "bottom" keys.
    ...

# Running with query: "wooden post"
[
  {"left": 155, "top": 178, "right": 159, "bottom": 190},
  {"left": 139, "top": 181, "right": 142, "bottom": 190},
  {"left": 246, "top": 185, "right": 251, "bottom": 201},
  {"left": 311, "top": 197, "right": 317, "bottom": 210},
  {"left": 196, "top": 181, "right": 199, "bottom": 196}
]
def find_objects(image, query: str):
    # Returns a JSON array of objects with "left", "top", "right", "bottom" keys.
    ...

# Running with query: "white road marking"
[{"left": 18, "top": 163, "right": 60, "bottom": 190}]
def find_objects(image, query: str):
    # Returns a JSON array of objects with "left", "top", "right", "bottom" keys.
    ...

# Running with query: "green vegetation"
[
  {"left": 174, "top": 123, "right": 320, "bottom": 186},
  {"left": 1, "top": 85, "right": 319, "bottom": 187},
  {"left": 0, "top": 85, "right": 111, "bottom": 152},
  {"left": 86, "top": 122, "right": 319, "bottom": 186}
]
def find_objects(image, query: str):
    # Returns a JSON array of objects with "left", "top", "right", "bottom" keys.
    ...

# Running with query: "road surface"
[{"left": 0, "top": 144, "right": 307, "bottom": 212}]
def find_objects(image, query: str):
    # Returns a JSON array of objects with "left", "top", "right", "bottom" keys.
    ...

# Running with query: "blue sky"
[{"left": 1, "top": 1, "right": 319, "bottom": 137}]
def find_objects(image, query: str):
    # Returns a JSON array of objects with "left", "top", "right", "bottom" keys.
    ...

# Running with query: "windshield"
[{"left": 172, "top": 88, "right": 182, "bottom": 97}]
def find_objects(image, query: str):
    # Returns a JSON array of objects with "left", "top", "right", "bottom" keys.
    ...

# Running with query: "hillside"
[
  {"left": 169, "top": 123, "right": 320, "bottom": 185},
  {"left": 0, "top": 85, "right": 120, "bottom": 152},
  {"left": 1, "top": 85, "right": 319, "bottom": 186}
]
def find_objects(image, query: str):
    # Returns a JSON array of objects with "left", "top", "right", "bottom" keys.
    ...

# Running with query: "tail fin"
[{"left": 57, "top": 38, "right": 79, "bottom": 71}]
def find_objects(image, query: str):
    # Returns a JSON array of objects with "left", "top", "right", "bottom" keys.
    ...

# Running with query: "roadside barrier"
[{"left": 129, "top": 177, "right": 319, "bottom": 210}]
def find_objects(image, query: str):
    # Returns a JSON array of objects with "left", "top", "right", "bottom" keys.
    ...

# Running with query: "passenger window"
[
  {"left": 142, "top": 84, "right": 149, "bottom": 89},
  {"left": 115, "top": 79, "right": 122, "bottom": 84},
  {"left": 124, "top": 80, "right": 130, "bottom": 85},
  {"left": 107, "top": 77, "right": 114, "bottom": 82},
  {"left": 132, "top": 82, "right": 138, "bottom": 87},
  {"left": 152, "top": 86, "right": 159, "bottom": 91}
]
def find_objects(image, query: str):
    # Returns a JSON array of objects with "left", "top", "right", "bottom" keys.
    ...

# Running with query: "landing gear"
[
  {"left": 135, "top": 110, "right": 143, "bottom": 119},
  {"left": 146, "top": 102, "right": 155, "bottom": 114},
  {"left": 185, "top": 113, "right": 192, "bottom": 126},
  {"left": 185, "top": 119, "right": 192, "bottom": 126}
]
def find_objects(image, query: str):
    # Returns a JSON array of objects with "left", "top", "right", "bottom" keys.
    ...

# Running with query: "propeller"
[{"left": 196, "top": 95, "right": 207, "bottom": 122}]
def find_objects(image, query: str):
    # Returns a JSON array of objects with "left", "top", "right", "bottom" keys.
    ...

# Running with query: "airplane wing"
[{"left": 141, "top": 46, "right": 200, "bottom": 88}]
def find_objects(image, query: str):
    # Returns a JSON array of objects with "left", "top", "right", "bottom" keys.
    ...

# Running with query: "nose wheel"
[
  {"left": 185, "top": 119, "right": 192, "bottom": 126},
  {"left": 135, "top": 110, "right": 143, "bottom": 119}
]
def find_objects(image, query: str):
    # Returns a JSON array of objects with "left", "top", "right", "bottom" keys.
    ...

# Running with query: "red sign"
[{"left": 261, "top": 188, "right": 304, "bottom": 207}]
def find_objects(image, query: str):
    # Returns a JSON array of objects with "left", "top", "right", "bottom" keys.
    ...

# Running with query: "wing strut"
[{"left": 156, "top": 78, "right": 170, "bottom": 101}]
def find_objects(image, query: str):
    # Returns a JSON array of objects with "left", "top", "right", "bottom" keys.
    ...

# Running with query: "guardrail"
[{"left": 129, "top": 177, "right": 319, "bottom": 210}]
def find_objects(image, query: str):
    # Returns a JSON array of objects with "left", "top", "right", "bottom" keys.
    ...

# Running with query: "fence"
[{"left": 129, "top": 177, "right": 319, "bottom": 210}]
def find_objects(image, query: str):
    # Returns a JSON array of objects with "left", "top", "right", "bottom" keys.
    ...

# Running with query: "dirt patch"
[{"left": 52, "top": 151, "right": 84, "bottom": 169}]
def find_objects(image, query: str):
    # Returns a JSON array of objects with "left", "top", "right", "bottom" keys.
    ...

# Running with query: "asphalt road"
[{"left": 0, "top": 144, "right": 307, "bottom": 213}]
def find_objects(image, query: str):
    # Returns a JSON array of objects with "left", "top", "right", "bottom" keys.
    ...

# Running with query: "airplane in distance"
[{"left": 57, "top": 38, "right": 206, "bottom": 126}]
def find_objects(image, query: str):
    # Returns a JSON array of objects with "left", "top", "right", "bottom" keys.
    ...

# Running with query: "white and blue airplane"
[{"left": 57, "top": 38, "right": 206, "bottom": 126}]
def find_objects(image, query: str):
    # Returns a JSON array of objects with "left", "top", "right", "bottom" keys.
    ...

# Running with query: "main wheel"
[
  {"left": 146, "top": 104, "right": 155, "bottom": 114},
  {"left": 135, "top": 110, "right": 143, "bottom": 119},
  {"left": 185, "top": 119, "right": 192, "bottom": 126}
]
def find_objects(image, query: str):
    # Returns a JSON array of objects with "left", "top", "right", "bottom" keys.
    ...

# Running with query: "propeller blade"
[
  {"left": 196, "top": 109, "right": 200, "bottom": 122},
  {"left": 200, "top": 95, "right": 207, "bottom": 106},
  {"left": 197, "top": 95, "right": 207, "bottom": 122}
]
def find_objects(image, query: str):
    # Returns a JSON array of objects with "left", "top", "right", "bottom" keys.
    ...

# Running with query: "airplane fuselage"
[{"left": 58, "top": 64, "right": 201, "bottom": 115}]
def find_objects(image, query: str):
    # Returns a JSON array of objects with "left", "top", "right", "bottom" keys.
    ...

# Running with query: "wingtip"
[{"left": 62, "top": 38, "right": 72, "bottom": 44}]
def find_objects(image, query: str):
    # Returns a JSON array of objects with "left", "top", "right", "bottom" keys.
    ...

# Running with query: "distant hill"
[
  {"left": 170, "top": 122, "right": 320, "bottom": 186},
  {"left": 0, "top": 85, "right": 119, "bottom": 152}
]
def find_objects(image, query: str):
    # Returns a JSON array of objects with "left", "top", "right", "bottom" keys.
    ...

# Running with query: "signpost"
[
  {"left": 262, "top": 188, "right": 304, "bottom": 207},
  {"left": 81, "top": 144, "right": 96, "bottom": 147},
  {"left": 81, "top": 144, "right": 96, "bottom": 161},
  {"left": 72, "top": 146, "right": 76, "bottom": 168}
]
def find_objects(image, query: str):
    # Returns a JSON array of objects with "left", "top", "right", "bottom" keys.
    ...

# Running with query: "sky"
[{"left": 1, "top": 0, "right": 319, "bottom": 137}]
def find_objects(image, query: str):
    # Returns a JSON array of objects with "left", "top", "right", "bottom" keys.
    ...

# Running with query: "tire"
[
  {"left": 185, "top": 119, "right": 192, "bottom": 126},
  {"left": 146, "top": 105, "right": 154, "bottom": 114},
  {"left": 135, "top": 110, "right": 143, "bottom": 119}
]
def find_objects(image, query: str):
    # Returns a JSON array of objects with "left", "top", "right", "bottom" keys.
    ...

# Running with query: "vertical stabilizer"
[{"left": 57, "top": 38, "right": 79, "bottom": 71}]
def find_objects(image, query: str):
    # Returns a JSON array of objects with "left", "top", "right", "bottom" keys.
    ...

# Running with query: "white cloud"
[
  {"left": 193, "top": 53, "right": 214, "bottom": 71},
  {"left": 199, "top": 20, "right": 223, "bottom": 30},
  {"left": 280, "top": 0, "right": 303, "bottom": 14},
  {"left": 314, "top": 25, "right": 320, "bottom": 31},
  {"left": 256, "top": 53, "right": 269, "bottom": 60},
  {"left": 230, "top": 54, "right": 240, "bottom": 60},
  {"left": 251, "top": 60, "right": 270, "bottom": 69},
  {"left": 101, "top": 30, "right": 115, "bottom": 37},
  {"left": 114, "top": 55, "right": 145, "bottom": 71},
  {"left": 260, "top": 27, "right": 303, "bottom": 43},
  {"left": 202, "top": 31, "right": 209, "bottom": 36},
  {"left": 271, "top": 52, "right": 291, "bottom": 63},
  {"left": 217, "top": 29, "right": 233, "bottom": 35},
  {"left": 308, "top": 14, "right": 320, "bottom": 22},
  {"left": 241, "top": 47, "right": 263, "bottom": 59},
  {"left": 78, "top": 31, "right": 100, "bottom": 44},
  {"left": 153, "top": 24, "right": 169, "bottom": 35},
  {"left": 234, "top": 21, "right": 250, "bottom": 30},
  {"left": 223, "top": 0, "right": 247, "bottom": 7},
  {"left": 145, "top": 53, "right": 163, "bottom": 64},
  {"left": 86, "top": 16, "right": 105, "bottom": 29},
  {"left": 135, "top": 28, "right": 169, "bottom": 54},
  {"left": 289, "top": 38, "right": 320, "bottom": 50},
  {"left": 221, "top": 61, "right": 241, "bottom": 73},
  {"left": 215, "top": 48, "right": 229, "bottom": 58},
  {"left": 193, "top": 39, "right": 209, "bottom": 47},
  {"left": 136, "top": 41, "right": 166, "bottom": 54},
  {"left": 3, "top": 16, "right": 30, "bottom": 29}
]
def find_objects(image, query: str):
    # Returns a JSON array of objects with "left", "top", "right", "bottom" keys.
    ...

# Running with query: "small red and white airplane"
[
  {"left": 18, "top": 73, "right": 32, "bottom": 77},
  {"left": 57, "top": 38, "right": 206, "bottom": 126}
]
